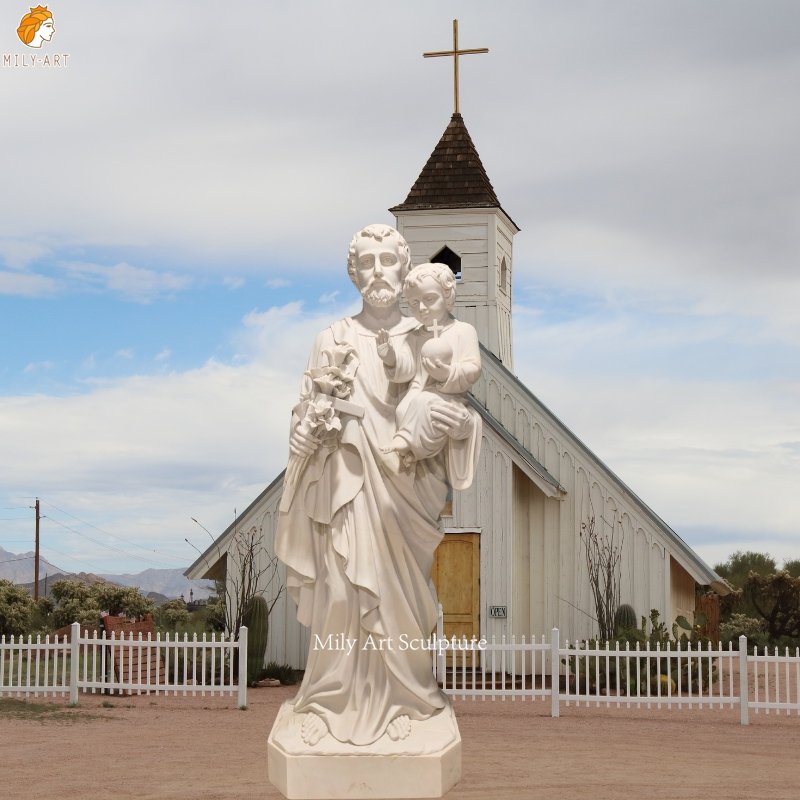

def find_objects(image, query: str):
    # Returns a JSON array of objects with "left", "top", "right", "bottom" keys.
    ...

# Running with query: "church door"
[{"left": 431, "top": 532, "right": 480, "bottom": 665}]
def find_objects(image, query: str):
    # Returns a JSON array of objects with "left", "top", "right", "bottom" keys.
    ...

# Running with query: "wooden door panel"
[{"left": 432, "top": 532, "right": 480, "bottom": 666}]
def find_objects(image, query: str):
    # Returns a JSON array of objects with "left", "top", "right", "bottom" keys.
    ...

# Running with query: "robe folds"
[{"left": 275, "top": 316, "right": 480, "bottom": 745}]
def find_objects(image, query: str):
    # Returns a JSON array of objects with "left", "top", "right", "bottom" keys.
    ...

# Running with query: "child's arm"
[{"left": 441, "top": 323, "right": 482, "bottom": 393}]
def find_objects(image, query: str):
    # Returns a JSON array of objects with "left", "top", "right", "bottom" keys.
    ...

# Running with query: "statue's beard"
[{"left": 361, "top": 282, "right": 400, "bottom": 308}]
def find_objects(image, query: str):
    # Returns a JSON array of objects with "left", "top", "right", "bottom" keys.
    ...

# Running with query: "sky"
[{"left": 1, "top": 1, "right": 798, "bottom": 581}]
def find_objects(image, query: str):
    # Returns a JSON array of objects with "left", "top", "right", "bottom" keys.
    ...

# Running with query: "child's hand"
[
  {"left": 422, "top": 356, "right": 450, "bottom": 383},
  {"left": 376, "top": 329, "right": 396, "bottom": 365}
]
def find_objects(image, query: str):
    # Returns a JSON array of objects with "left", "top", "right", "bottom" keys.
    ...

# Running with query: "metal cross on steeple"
[{"left": 423, "top": 19, "right": 489, "bottom": 115}]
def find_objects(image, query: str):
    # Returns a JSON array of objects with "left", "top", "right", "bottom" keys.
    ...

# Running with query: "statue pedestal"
[{"left": 267, "top": 699, "right": 461, "bottom": 799}]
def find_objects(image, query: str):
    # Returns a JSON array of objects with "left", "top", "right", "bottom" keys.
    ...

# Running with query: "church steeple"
[
  {"left": 391, "top": 113, "right": 519, "bottom": 368},
  {"left": 390, "top": 113, "right": 501, "bottom": 212}
]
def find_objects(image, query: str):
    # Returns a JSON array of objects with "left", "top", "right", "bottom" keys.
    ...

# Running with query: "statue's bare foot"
[
  {"left": 386, "top": 714, "right": 411, "bottom": 741},
  {"left": 300, "top": 712, "right": 328, "bottom": 746}
]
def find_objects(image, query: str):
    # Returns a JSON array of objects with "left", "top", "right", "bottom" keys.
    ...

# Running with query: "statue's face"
[
  {"left": 405, "top": 275, "right": 448, "bottom": 327},
  {"left": 39, "top": 19, "right": 55, "bottom": 41},
  {"left": 354, "top": 237, "right": 404, "bottom": 308}
]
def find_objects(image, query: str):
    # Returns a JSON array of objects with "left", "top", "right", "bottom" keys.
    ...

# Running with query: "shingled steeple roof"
[{"left": 390, "top": 113, "right": 502, "bottom": 213}]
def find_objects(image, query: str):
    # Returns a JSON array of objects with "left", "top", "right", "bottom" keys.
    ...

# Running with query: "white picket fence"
[
  {"left": 0, "top": 623, "right": 248, "bottom": 708},
  {"left": 432, "top": 628, "right": 800, "bottom": 725}
]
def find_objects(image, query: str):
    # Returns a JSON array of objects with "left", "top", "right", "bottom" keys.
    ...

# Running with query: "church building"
[{"left": 186, "top": 110, "right": 728, "bottom": 669}]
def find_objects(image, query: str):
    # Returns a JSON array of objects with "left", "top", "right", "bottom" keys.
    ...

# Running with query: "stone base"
[{"left": 267, "top": 699, "right": 461, "bottom": 799}]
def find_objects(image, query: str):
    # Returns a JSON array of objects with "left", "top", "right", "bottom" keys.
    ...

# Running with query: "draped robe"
[{"left": 275, "top": 316, "right": 480, "bottom": 745}]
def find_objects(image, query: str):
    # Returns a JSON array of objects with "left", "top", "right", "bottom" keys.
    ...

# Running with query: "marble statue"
[
  {"left": 378, "top": 261, "right": 481, "bottom": 479},
  {"left": 269, "top": 224, "right": 481, "bottom": 799}
]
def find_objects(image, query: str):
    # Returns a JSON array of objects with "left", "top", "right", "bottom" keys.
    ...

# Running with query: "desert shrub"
[
  {"left": 720, "top": 613, "right": 768, "bottom": 648},
  {"left": 49, "top": 580, "right": 154, "bottom": 629},
  {"left": 565, "top": 609, "right": 716, "bottom": 695},
  {"left": 154, "top": 599, "right": 190, "bottom": 630},
  {"left": 744, "top": 571, "right": 800, "bottom": 642},
  {"left": 203, "top": 591, "right": 226, "bottom": 632},
  {"left": 0, "top": 580, "right": 35, "bottom": 637},
  {"left": 265, "top": 660, "right": 298, "bottom": 685}
]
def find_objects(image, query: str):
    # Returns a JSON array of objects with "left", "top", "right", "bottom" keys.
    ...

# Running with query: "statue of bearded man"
[{"left": 274, "top": 224, "right": 481, "bottom": 748}]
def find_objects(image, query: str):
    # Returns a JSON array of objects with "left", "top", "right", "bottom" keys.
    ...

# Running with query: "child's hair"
[{"left": 404, "top": 262, "right": 457, "bottom": 310}]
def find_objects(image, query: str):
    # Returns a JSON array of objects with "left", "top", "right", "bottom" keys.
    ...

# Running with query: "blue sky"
[{"left": 1, "top": 1, "right": 799, "bottom": 579}]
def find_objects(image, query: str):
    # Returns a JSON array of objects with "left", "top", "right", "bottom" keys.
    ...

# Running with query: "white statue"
[
  {"left": 377, "top": 261, "right": 481, "bottom": 482},
  {"left": 274, "top": 225, "right": 481, "bottom": 751}
]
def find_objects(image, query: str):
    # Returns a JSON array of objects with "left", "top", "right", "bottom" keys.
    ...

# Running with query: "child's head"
[{"left": 403, "top": 262, "right": 456, "bottom": 326}]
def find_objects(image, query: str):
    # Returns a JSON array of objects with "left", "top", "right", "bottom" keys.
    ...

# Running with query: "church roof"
[
  {"left": 475, "top": 346, "right": 730, "bottom": 595},
  {"left": 390, "top": 113, "right": 503, "bottom": 213}
]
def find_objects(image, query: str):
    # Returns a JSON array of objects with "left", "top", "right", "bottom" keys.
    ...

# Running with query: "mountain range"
[{"left": 0, "top": 546, "right": 213, "bottom": 600}]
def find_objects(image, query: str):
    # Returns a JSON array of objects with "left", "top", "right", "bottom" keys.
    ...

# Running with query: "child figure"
[{"left": 377, "top": 262, "right": 481, "bottom": 467}]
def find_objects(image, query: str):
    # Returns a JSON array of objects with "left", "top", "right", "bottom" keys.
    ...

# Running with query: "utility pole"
[{"left": 34, "top": 497, "right": 40, "bottom": 601}]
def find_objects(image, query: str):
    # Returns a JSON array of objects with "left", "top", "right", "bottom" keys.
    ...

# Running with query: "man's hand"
[
  {"left": 428, "top": 402, "right": 474, "bottom": 440},
  {"left": 376, "top": 328, "right": 396, "bottom": 366},
  {"left": 289, "top": 424, "right": 320, "bottom": 457}
]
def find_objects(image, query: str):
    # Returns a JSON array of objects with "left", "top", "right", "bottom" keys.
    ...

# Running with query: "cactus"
[
  {"left": 614, "top": 603, "right": 637, "bottom": 635},
  {"left": 242, "top": 595, "right": 269, "bottom": 685}
]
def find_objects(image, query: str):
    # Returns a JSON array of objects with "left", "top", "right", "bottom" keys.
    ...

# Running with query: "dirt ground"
[{"left": 3, "top": 686, "right": 799, "bottom": 800}]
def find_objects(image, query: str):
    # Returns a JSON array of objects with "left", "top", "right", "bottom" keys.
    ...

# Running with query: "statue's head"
[
  {"left": 346, "top": 224, "right": 412, "bottom": 308},
  {"left": 404, "top": 262, "right": 457, "bottom": 312},
  {"left": 17, "top": 5, "right": 55, "bottom": 48}
]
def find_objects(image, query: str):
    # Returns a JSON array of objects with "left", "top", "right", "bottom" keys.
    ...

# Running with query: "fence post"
[
  {"left": 738, "top": 634, "right": 749, "bottom": 726},
  {"left": 238, "top": 626, "right": 248, "bottom": 709},
  {"left": 550, "top": 628, "right": 560, "bottom": 718},
  {"left": 69, "top": 622, "right": 80, "bottom": 705},
  {"left": 436, "top": 603, "right": 445, "bottom": 682}
]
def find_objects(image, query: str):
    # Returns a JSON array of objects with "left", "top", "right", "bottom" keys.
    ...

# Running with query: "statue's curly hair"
[
  {"left": 17, "top": 5, "right": 52, "bottom": 45},
  {"left": 346, "top": 224, "right": 411, "bottom": 287},
  {"left": 403, "top": 262, "right": 457, "bottom": 311}
]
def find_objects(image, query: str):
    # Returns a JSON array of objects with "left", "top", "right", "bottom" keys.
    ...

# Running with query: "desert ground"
[{"left": 3, "top": 685, "right": 798, "bottom": 800}]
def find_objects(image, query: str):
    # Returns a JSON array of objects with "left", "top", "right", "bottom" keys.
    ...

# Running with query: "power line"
[
  {"left": 39, "top": 499, "right": 188, "bottom": 565},
  {"left": 41, "top": 543, "right": 113, "bottom": 577},
  {"left": 44, "top": 516, "right": 164, "bottom": 567}
]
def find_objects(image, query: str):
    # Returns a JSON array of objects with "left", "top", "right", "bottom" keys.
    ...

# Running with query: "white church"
[{"left": 186, "top": 111, "right": 729, "bottom": 669}]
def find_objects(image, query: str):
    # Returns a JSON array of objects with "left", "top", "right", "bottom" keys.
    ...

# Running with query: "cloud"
[
  {"left": 24, "top": 361, "right": 56, "bottom": 374},
  {"left": 0, "top": 239, "right": 50, "bottom": 270},
  {"left": 512, "top": 301, "right": 800, "bottom": 566},
  {"left": 155, "top": 348, "right": 171, "bottom": 362},
  {"left": 235, "top": 300, "right": 360, "bottom": 367},
  {"left": 266, "top": 278, "right": 291, "bottom": 289},
  {"left": 0, "top": 358, "right": 299, "bottom": 570},
  {"left": 0, "top": 302, "right": 339, "bottom": 570},
  {"left": 319, "top": 290, "right": 339, "bottom": 304},
  {"left": 114, "top": 348, "right": 134, "bottom": 360},
  {"left": 0, "top": 270, "right": 58, "bottom": 297},
  {"left": 223, "top": 276, "right": 245, "bottom": 290},
  {"left": 61, "top": 262, "right": 192, "bottom": 303}
]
